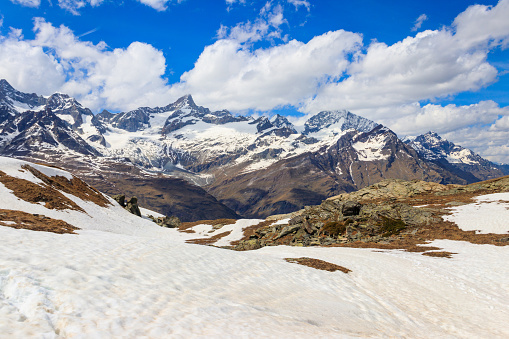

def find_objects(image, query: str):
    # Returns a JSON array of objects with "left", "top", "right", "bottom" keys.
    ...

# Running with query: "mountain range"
[{"left": 0, "top": 79, "right": 506, "bottom": 219}]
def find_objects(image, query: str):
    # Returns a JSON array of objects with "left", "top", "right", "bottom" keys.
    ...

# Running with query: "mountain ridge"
[{"left": 0, "top": 79, "right": 505, "bottom": 218}]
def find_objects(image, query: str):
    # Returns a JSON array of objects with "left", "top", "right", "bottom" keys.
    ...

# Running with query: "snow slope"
[
  {"left": 1, "top": 157, "right": 509, "bottom": 338},
  {"left": 444, "top": 192, "right": 509, "bottom": 234}
]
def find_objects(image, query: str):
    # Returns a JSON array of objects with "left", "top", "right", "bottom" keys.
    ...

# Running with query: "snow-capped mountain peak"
[
  {"left": 0, "top": 79, "right": 46, "bottom": 114},
  {"left": 404, "top": 131, "right": 487, "bottom": 166},
  {"left": 303, "top": 110, "right": 379, "bottom": 136}
]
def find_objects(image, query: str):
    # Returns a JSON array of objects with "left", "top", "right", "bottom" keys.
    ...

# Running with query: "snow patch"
[{"left": 444, "top": 192, "right": 509, "bottom": 234}]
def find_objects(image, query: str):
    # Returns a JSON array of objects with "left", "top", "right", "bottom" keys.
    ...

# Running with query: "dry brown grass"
[
  {"left": 186, "top": 231, "right": 232, "bottom": 245},
  {"left": 285, "top": 257, "right": 351, "bottom": 273},
  {"left": 0, "top": 165, "right": 111, "bottom": 213},
  {"left": 179, "top": 218, "right": 237, "bottom": 231},
  {"left": 23, "top": 165, "right": 111, "bottom": 207},
  {"left": 0, "top": 209, "right": 79, "bottom": 234},
  {"left": 422, "top": 251, "right": 456, "bottom": 258},
  {"left": 0, "top": 170, "right": 85, "bottom": 212}
]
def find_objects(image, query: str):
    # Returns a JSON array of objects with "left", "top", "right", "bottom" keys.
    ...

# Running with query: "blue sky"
[{"left": 1, "top": 0, "right": 509, "bottom": 162}]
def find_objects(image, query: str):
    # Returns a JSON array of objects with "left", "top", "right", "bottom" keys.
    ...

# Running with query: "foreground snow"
[
  {"left": 1, "top": 157, "right": 509, "bottom": 338},
  {"left": 1, "top": 227, "right": 509, "bottom": 338}
]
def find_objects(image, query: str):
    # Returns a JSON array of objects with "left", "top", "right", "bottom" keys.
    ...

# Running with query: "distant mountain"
[
  {"left": 0, "top": 79, "right": 505, "bottom": 218},
  {"left": 404, "top": 132, "right": 504, "bottom": 182}
]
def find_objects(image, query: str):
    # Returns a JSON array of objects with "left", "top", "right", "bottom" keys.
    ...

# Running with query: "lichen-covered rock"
[
  {"left": 234, "top": 239, "right": 261, "bottom": 251},
  {"left": 156, "top": 216, "right": 181, "bottom": 228},
  {"left": 125, "top": 196, "right": 141, "bottom": 217},
  {"left": 112, "top": 194, "right": 126, "bottom": 207}
]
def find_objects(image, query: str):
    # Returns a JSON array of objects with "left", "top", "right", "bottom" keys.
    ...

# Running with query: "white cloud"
[
  {"left": 378, "top": 101, "right": 509, "bottom": 136},
  {"left": 0, "top": 30, "right": 66, "bottom": 95},
  {"left": 303, "top": 27, "right": 500, "bottom": 114},
  {"left": 9, "top": 0, "right": 41, "bottom": 8},
  {"left": 412, "top": 14, "right": 428, "bottom": 32},
  {"left": 136, "top": 0, "right": 169, "bottom": 11},
  {"left": 57, "top": 0, "right": 104, "bottom": 15},
  {"left": 176, "top": 30, "right": 362, "bottom": 111},
  {"left": 287, "top": 0, "right": 310, "bottom": 11},
  {"left": 0, "top": 18, "right": 172, "bottom": 111},
  {"left": 217, "top": 2, "right": 288, "bottom": 44}
]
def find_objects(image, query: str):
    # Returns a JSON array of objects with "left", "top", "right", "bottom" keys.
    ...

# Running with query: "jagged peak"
[
  {"left": 174, "top": 94, "right": 196, "bottom": 108},
  {"left": 0, "top": 79, "right": 14, "bottom": 90},
  {"left": 304, "top": 109, "right": 378, "bottom": 134}
]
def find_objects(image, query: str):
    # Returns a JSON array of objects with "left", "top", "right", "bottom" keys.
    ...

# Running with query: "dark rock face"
[
  {"left": 342, "top": 201, "right": 361, "bottom": 216},
  {"left": 112, "top": 194, "right": 126, "bottom": 207},
  {"left": 112, "top": 194, "right": 142, "bottom": 217},
  {"left": 125, "top": 196, "right": 141, "bottom": 216},
  {"left": 234, "top": 197, "right": 439, "bottom": 250},
  {"left": 0, "top": 79, "right": 46, "bottom": 109},
  {"left": 1, "top": 109, "right": 101, "bottom": 157},
  {"left": 303, "top": 110, "right": 378, "bottom": 135}
]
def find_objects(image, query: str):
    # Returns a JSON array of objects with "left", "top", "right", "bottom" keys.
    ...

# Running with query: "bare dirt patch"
[
  {"left": 422, "top": 251, "right": 456, "bottom": 258},
  {"left": 0, "top": 170, "right": 85, "bottom": 212},
  {"left": 0, "top": 209, "right": 79, "bottom": 234},
  {"left": 186, "top": 231, "right": 232, "bottom": 245},
  {"left": 285, "top": 257, "right": 351, "bottom": 273},
  {"left": 179, "top": 219, "right": 237, "bottom": 231},
  {"left": 0, "top": 165, "right": 111, "bottom": 212},
  {"left": 23, "top": 165, "right": 111, "bottom": 207}
]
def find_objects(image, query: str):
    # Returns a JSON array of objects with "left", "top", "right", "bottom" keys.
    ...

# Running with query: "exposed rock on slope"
[{"left": 233, "top": 176, "right": 509, "bottom": 250}]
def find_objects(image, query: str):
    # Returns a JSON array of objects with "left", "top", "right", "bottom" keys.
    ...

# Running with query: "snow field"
[
  {"left": 2, "top": 157, "right": 509, "bottom": 338},
  {"left": 444, "top": 192, "right": 509, "bottom": 234},
  {"left": 1, "top": 227, "right": 509, "bottom": 338}
]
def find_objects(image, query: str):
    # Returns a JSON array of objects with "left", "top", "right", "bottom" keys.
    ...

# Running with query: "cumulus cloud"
[
  {"left": 412, "top": 14, "right": 428, "bottom": 31},
  {"left": 178, "top": 0, "right": 509, "bottom": 116},
  {"left": 9, "top": 0, "right": 40, "bottom": 7},
  {"left": 0, "top": 18, "right": 172, "bottom": 111},
  {"left": 0, "top": 28, "right": 66, "bottom": 95},
  {"left": 378, "top": 101, "right": 509, "bottom": 136},
  {"left": 177, "top": 30, "right": 362, "bottom": 111}
]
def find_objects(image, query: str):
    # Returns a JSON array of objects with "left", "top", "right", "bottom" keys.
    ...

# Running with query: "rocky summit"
[{"left": 0, "top": 79, "right": 507, "bottom": 219}]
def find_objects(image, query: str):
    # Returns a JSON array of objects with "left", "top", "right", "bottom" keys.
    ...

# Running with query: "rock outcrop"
[{"left": 112, "top": 194, "right": 141, "bottom": 217}]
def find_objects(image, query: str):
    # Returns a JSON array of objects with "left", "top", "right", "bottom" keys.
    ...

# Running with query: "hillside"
[{"left": 1, "top": 156, "right": 509, "bottom": 338}]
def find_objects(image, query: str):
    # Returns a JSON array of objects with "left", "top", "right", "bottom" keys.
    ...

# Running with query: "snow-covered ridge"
[
  {"left": 404, "top": 131, "right": 486, "bottom": 166},
  {"left": 0, "top": 156, "right": 162, "bottom": 235}
]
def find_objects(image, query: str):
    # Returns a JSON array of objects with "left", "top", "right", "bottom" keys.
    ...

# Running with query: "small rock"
[
  {"left": 125, "top": 196, "right": 141, "bottom": 217},
  {"left": 112, "top": 194, "right": 126, "bottom": 207},
  {"left": 342, "top": 201, "right": 361, "bottom": 216},
  {"left": 275, "top": 224, "right": 302, "bottom": 239},
  {"left": 156, "top": 216, "right": 181, "bottom": 228}
]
